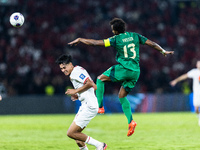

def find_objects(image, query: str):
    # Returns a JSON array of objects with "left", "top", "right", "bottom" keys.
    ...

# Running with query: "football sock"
[
  {"left": 96, "top": 79, "right": 105, "bottom": 108},
  {"left": 79, "top": 145, "right": 88, "bottom": 150},
  {"left": 119, "top": 97, "right": 133, "bottom": 124},
  {"left": 85, "top": 136, "right": 101, "bottom": 148}
]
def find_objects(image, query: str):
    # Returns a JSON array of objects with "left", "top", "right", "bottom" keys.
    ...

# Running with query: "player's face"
[
  {"left": 196, "top": 61, "right": 200, "bottom": 69},
  {"left": 59, "top": 63, "right": 73, "bottom": 76}
]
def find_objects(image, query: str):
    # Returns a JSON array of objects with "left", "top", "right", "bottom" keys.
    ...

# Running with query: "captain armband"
[{"left": 104, "top": 38, "right": 111, "bottom": 47}]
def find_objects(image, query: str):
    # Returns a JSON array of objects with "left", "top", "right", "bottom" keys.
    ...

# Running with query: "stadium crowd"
[{"left": 0, "top": 0, "right": 200, "bottom": 96}]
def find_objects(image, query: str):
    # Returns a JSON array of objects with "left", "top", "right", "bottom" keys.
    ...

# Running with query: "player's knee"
[
  {"left": 118, "top": 93, "right": 126, "bottom": 99},
  {"left": 118, "top": 94, "right": 122, "bottom": 99},
  {"left": 67, "top": 130, "right": 74, "bottom": 139},
  {"left": 67, "top": 130, "right": 79, "bottom": 140}
]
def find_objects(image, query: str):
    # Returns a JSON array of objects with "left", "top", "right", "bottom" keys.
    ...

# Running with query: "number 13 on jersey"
[{"left": 123, "top": 43, "right": 136, "bottom": 59}]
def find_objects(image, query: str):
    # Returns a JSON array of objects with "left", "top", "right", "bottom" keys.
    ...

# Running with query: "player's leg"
[
  {"left": 96, "top": 74, "right": 110, "bottom": 108},
  {"left": 195, "top": 106, "right": 200, "bottom": 126},
  {"left": 75, "top": 140, "right": 88, "bottom": 150},
  {"left": 119, "top": 86, "right": 137, "bottom": 136},
  {"left": 194, "top": 106, "right": 199, "bottom": 114},
  {"left": 68, "top": 106, "right": 107, "bottom": 149},
  {"left": 115, "top": 65, "right": 139, "bottom": 124},
  {"left": 118, "top": 86, "right": 133, "bottom": 124},
  {"left": 76, "top": 138, "right": 107, "bottom": 150},
  {"left": 193, "top": 94, "right": 200, "bottom": 126},
  {"left": 194, "top": 105, "right": 200, "bottom": 126},
  {"left": 117, "top": 67, "right": 140, "bottom": 136},
  {"left": 96, "top": 68, "right": 112, "bottom": 113},
  {"left": 67, "top": 121, "right": 106, "bottom": 149},
  {"left": 67, "top": 122, "right": 88, "bottom": 148}
]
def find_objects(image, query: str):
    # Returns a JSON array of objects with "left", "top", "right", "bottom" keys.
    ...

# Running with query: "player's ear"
[{"left": 69, "top": 62, "right": 73, "bottom": 66}]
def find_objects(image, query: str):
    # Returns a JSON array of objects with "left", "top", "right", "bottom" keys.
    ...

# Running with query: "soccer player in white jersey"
[
  {"left": 56, "top": 54, "right": 107, "bottom": 150},
  {"left": 170, "top": 60, "right": 200, "bottom": 126}
]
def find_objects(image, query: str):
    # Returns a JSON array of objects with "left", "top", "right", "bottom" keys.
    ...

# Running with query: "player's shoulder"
[
  {"left": 109, "top": 35, "right": 116, "bottom": 40},
  {"left": 71, "top": 66, "right": 82, "bottom": 75},
  {"left": 188, "top": 68, "right": 198, "bottom": 74},
  {"left": 125, "top": 31, "right": 137, "bottom": 34},
  {"left": 73, "top": 66, "right": 86, "bottom": 73},
  {"left": 190, "top": 68, "right": 198, "bottom": 72},
  {"left": 124, "top": 32, "right": 141, "bottom": 38},
  {"left": 70, "top": 66, "right": 87, "bottom": 79}
]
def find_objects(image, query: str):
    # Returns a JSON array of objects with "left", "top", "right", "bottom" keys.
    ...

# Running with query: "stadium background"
[{"left": 0, "top": 0, "right": 199, "bottom": 113}]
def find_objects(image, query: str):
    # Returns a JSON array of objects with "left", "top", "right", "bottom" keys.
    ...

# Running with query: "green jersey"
[{"left": 104, "top": 32, "right": 147, "bottom": 71}]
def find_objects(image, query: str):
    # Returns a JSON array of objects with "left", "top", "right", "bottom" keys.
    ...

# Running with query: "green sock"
[
  {"left": 96, "top": 79, "right": 105, "bottom": 108},
  {"left": 119, "top": 97, "right": 133, "bottom": 124}
]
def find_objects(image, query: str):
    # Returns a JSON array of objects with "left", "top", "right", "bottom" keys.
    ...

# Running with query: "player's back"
[{"left": 109, "top": 32, "right": 147, "bottom": 71}]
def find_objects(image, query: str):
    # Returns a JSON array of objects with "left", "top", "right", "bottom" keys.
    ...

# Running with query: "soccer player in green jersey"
[{"left": 68, "top": 18, "right": 174, "bottom": 136}]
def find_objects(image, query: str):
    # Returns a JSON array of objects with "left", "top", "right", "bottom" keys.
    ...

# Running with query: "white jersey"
[
  {"left": 187, "top": 68, "right": 200, "bottom": 106},
  {"left": 70, "top": 66, "right": 98, "bottom": 108},
  {"left": 187, "top": 68, "right": 200, "bottom": 94}
]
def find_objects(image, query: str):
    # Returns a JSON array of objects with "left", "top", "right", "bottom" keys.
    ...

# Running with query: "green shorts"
[{"left": 103, "top": 64, "right": 140, "bottom": 93}]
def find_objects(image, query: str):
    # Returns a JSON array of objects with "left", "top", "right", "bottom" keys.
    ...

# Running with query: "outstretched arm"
[
  {"left": 68, "top": 38, "right": 104, "bottom": 46},
  {"left": 145, "top": 39, "right": 174, "bottom": 56},
  {"left": 170, "top": 73, "right": 188, "bottom": 87}
]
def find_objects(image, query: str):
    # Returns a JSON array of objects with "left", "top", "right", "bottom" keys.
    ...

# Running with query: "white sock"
[
  {"left": 79, "top": 145, "right": 88, "bottom": 150},
  {"left": 85, "top": 136, "right": 101, "bottom": 148}
]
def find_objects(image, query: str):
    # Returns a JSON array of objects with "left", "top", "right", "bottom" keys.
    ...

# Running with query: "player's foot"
[
  {"left": 96, "top": 143, "right": 107, "bottom": 150},
  {"left": 127, "top": 120, "right": 137, "bottom": 137},
  {"left": 98, "top": 107, "right": 105, "bottom": 114}
]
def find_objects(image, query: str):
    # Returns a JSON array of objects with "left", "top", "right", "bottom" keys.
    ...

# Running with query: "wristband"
[{"left": 161, "top": 50, "right": 166, "bottom": 54}]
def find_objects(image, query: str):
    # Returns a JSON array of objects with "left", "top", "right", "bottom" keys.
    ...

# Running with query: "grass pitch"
[{"left": 0, "top": 112, "right": 200, "bottom": 150}]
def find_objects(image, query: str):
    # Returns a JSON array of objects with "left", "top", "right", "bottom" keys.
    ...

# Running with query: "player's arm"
[
  {"left": 145, "top": 39, "right": 174, "bottom": 56},
  {"left": 65, "top": 78, "right": 96, "bottom": 95},
  {"left": 68, "top": 38, "right": 104, "bottom": 46},
  {"left": 170, "top": 73, "right": 188, "bottom": 87},
  {"left": 71, "top": 94, "right": 78, "bottom": 101}
]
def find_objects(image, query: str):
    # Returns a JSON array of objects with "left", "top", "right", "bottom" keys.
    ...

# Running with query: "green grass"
[{"left": 0, "top": 112, "right": 200, "bottom": 150}]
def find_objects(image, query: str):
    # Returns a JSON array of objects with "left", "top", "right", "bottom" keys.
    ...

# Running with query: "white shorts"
[
  {"left": 74, "top": 105, "right": 98, "bottom": 129},
  {"left": 193, "top": 93, "right": 200, "bottom": 107}
]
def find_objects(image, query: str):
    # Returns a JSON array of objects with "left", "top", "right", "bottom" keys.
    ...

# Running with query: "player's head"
[
  {"left": 196, "top": 60, "right": 200, "bottom": 69},
  {"left": 56, "top": 54, "right": 73, "bottom": 76},
  {"left": 110, "top": 18, "right": 126, "bottom": 35}
]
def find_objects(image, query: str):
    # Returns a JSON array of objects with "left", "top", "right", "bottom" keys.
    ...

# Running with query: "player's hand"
[
  {"left": 162, "top": 51, "right": 174, "bottom": 57},
  {"left": 65, "top": 89, "right": 77, "bottom": 95},
  {"left": 169, "top": 80, "right": 177, "bottom": 87},
  {"left": 71, "top": 94, "right": 78, "bottom": 101},
  {"left": 68, "top": 38, "right": 80, "bottom": 46}
]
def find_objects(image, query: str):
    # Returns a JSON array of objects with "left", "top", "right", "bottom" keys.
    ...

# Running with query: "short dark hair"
[
  {"left": 110, "top": 18, "right": 126, "bottom": 33},
  {"left": 56, "top": 54, "right": 72, "bottom": 65}
]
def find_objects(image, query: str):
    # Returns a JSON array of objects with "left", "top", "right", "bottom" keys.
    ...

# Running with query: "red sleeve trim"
[{"left": 84, "top": 77, "right": 89, "bottom": 84}]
